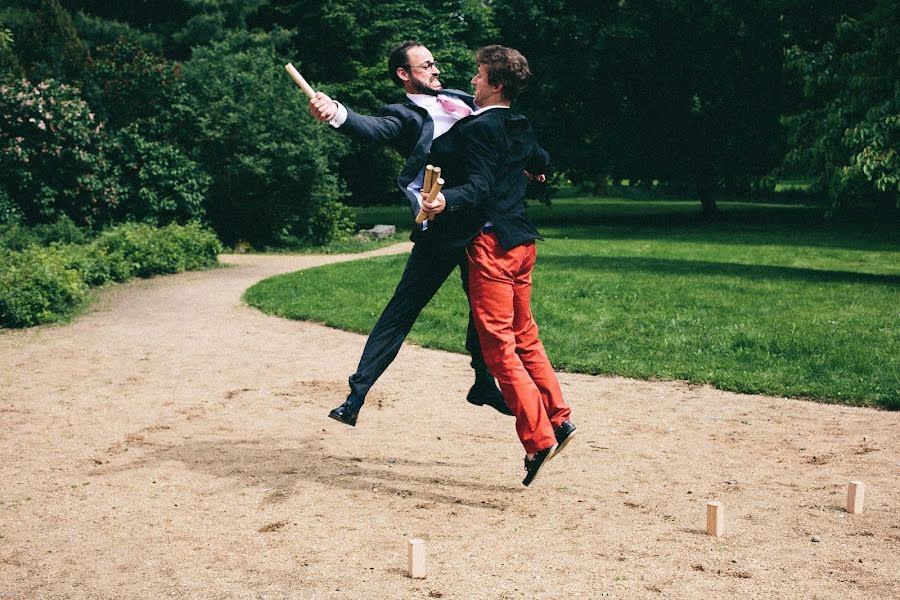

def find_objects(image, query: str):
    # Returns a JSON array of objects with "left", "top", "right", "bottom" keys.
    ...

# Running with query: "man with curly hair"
[{"left": 420, "top": 46, "right": 576, "bottom": 486}]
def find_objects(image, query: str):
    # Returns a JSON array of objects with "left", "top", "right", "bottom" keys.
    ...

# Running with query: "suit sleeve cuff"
[{"left": 329, "top": 102, "right": 348, "bottom": 128}]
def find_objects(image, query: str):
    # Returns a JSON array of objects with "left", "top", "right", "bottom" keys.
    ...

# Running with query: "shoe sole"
[
  {"left": 467, "top": 397, "right": 514, "bottom": 416},
  {"left": 328, "top": 411, "right": 356, "bottom": 427},
  {"left": 522, "top": 445, "right": 556, "bottom": 486},
  {"left": 549, "top": 429, "right": 576, "bottom": 461}
]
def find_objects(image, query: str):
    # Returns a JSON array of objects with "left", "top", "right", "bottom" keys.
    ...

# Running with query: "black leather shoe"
[
  {"left": 550, "top": 420, "right": 576, "bottom": 460},
  {"left": 328, "top": 399, "right": 362, "bottom": 427},
  {"left": 466, "top": 381, "right": 513, "bottom": 416},
  {"left": 522, "top": 446, "right": 555, "bottom": 486}
]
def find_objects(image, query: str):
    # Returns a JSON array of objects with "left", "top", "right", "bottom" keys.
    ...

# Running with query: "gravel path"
[{"left": 1, "top": 245, "right": 898, "bottom": 599}]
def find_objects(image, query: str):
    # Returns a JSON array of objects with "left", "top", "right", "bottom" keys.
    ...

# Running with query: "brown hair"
[{"left": 475, "top": 45, "right": 531, "bottom": 101}]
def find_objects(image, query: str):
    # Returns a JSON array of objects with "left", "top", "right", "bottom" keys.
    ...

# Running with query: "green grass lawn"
[{"left": 245, "top": 198, "right": 900, "bottom": 409}]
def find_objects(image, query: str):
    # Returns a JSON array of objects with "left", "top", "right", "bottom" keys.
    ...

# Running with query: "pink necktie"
[{"left": 436, "top": 94, "right": 473, "bottom": 118}]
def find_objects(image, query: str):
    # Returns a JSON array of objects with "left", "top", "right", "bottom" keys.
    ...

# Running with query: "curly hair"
[{"left": 475, "top": 45, "right": 531, "bottom": 101}]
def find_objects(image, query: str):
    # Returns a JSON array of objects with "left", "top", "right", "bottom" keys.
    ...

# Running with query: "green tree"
[
  {"left": 183, "top": 30, "right": 351, "bottom": 245},
  {"left": 0, "top": 79, "right": 124, "bottom": 227},
  {"left": 81, "top": 38, "right": 211, "bottom": 226},
  {"left": 83, "top": 38, "right": 197, "bottom": 143},
  {"left": 107, "top": 124, "right": 210, "bottom": 225},
  {"left": 59, "top": 0, "right": 194, "bottom": 55},
  {"left": 782, "top": 0, "right": 899, "bottom": 216},
  {"left": 493, "top": 0, "right": 784, "bottom": 216},
  {"left": 15, "top": 0, "right": 89, "bottom": 84},
  {"left": 71, "top": 10, "right": 164, "bottom": 54},
  {"left": 170, "top": 0, "right": 268, "bottom": 57},
  {"left": 0, "top": 22, "right": 24, "bottom": 84}
]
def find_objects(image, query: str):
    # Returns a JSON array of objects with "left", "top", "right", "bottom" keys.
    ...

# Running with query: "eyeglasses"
[{"left": 405, "top": 61, "right": 439, "bottom": 71}]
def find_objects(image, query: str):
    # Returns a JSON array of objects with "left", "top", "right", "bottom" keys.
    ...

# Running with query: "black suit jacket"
[
  {"left": 337, "top": 90, "right": 476, "bottom": 217},
  {"left": 421, "top": 108, "right": 549, "bottom": 250}
]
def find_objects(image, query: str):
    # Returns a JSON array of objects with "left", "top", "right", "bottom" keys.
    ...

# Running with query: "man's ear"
[{"left": 396, "top": 67, "right": 410, "bottom": 83}]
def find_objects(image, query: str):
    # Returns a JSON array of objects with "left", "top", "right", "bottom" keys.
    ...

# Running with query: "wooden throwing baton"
[
  {"left": 284, "top": 63, "right": 316, "bottom": 99},
  {"left": 415, "top": 175, "right": 444, "bottom": 224}
]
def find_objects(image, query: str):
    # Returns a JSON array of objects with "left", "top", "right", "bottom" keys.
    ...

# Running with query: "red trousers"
[{"left": 467, "top": 232, "right": 571, "bottom": 454}]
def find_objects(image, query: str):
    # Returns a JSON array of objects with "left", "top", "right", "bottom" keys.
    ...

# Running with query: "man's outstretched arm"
[{"left": 308, "top": 91, "right": 404, "bottom": 145}]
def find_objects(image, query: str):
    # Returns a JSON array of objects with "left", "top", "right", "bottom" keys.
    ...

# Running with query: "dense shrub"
[
  {"left": 0, "top": 79, "right": 124, "bottom": 227},
  {"left": 0, "top": 24, "right": 23, "bottom": 84},
  {"left": 72, "top": 11, "right": 164, "bottom": 55},
  {"left": 0, "top": 244, "right": 88, "bottom": 327},
  {"left": 0, "top": 215, "right": 87, "bottom": 251},
  {"left": 0, "top": 222, "right": 222, "bottom": 328},
  {"left": 0, "top": 186, "right": 22, "bottom": 224},
  {"left": 305, "top": 198, "right": 357, "bottom": 246},
  {"left": 92, "top": 222, "right": 221, "bottom": 279}
]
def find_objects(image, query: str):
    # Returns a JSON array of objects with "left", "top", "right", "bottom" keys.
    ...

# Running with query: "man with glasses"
[{"left": 308, "top": 41, "right": 512, "bottom": 426}]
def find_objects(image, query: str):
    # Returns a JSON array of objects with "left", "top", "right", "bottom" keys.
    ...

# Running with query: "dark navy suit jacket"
[{"left": 423, "top": 108, "right": 550, "bottom": 250}]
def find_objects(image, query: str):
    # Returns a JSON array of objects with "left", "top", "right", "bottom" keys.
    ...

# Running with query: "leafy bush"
[
  {"left": 0, "top": 186, "right": 22, "bottom": 224},
  {"left": 0, "top": 79, "right": 124, "bottom": 227},
  {"left": 92, "top": 222, "right": 221, "bottom": 279},
  {"left": 0, "top": 221, "right": 38, "bottom": 250},
  {"left": 0, "top": 23, "right": 23, "bottom": 84},
  {"left": 305, "top": 198, "right": 357, "bottom": 246},
  {"left": 0, "top": 215, "right": 87, "bottom": 251},
  {"left": 14, "top": 0, "right": 88, "bottom": 84},
  {"left": 0, "top": 244, "right": 88, "bottom": 327},
  {"left": 0, "top": 222, "right": 222, "bottom": 328}
]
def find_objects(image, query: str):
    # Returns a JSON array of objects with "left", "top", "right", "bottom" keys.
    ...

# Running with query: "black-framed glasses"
[{"left": 405, "top": 61, "right": 439, "bottom": 71}]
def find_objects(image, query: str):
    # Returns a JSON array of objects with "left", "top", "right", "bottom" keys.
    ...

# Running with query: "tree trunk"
[
  {"left": 875, "top": 191, "right": 898, "bottom": 222},
  {"left": 697, "top": 177, "right": 718, "bottom": 219}
]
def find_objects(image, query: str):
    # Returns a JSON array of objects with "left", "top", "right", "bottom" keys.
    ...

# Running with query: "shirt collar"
[
  {"left": 471, "top": 104, "right": 509, "bottom": 116},
  {"left": 406, "top": 93, "right": 439, "bottom": 107}
]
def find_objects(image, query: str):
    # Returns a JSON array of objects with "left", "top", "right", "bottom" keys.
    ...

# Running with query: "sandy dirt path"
[{"left": 1, "top": 245, "right": 898, "bottom": 600}]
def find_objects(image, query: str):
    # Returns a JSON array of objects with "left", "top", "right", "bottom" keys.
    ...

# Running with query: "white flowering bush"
[{"left": 0, "top": 79, "right": 124, "bottom": 227}]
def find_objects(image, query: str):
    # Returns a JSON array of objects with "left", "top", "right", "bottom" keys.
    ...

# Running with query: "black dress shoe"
[
  {"left": 522, "top": 445, "right": 555, "bottom": 486},
  {"left": 550, "top": 420, "right": 576, "bottom": 460},
  {"left": 466, "top": 381, "right": 513, "bottom": 416},
  {"left": 328, "top": 399, "right": 362, "bottom": 427}
]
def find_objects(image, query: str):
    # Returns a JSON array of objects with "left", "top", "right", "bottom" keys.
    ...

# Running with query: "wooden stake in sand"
[
  {"left": 408, "top": 538, "right": 426, "bottom": 578},
  {"left": 284, "top": 63, "right": 316, "bottom": 99},
  {"left": 706, "top": 501, "right": 724, "bottom": 537},
  {"left": 846, "top": 481, "right": 865, "bottom": 514}
]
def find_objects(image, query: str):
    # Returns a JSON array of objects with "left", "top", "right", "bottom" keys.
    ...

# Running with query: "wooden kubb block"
[
  {"left": 846, "top": 481, "right": 865, "bottom": 514},
  {"left": 408, "top": 538, "right": 426, "bottom": 578},
  {"left": 707, "top": 501, "right": 724, "bottom": 537}
]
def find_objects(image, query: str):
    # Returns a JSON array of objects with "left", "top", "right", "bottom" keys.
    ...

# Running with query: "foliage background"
[{"left": 0, "top": 0, "right": 897, "bottom": 244}]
